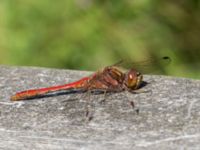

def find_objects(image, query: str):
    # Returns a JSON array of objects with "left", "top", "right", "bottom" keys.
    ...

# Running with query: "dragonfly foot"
[
  {"left": 135, "top": 108, "right": 139, "bottom": 115},
  {"left": 129, "top": 100, "right": 140, "bottom": 115},
  {"left": 85, "top": 109, "right": 94, "bottom": 121},
  {"left": 129, "top": 101, "right": 135, "bottom": 108}
]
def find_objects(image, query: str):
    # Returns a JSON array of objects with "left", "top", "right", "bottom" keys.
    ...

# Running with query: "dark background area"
[{"left": 0, "top": 0, "right": 200, "bottom": 78}]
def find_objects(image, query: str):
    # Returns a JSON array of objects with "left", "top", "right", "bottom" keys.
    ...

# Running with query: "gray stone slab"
[{"left": 0, "top": 65, "right": 200, "bottom": 150}]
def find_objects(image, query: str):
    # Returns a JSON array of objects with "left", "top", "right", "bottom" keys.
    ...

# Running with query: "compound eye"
[{"left": 129, "top": 74, "right": 133, "bottom": 79}]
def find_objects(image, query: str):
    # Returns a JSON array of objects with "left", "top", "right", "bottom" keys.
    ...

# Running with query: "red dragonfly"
[{"left": 10, "top": 56, "right": 170, "bottom": 101}]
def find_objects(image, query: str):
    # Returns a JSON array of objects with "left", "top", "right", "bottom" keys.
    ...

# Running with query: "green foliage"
[{"left": 0, "top": 0, "right": 200, "bottom": 78}]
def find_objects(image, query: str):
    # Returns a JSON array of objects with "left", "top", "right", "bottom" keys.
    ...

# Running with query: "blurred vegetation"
[{"left": 0, "top": 0, "right": 200, "bottom": 79}]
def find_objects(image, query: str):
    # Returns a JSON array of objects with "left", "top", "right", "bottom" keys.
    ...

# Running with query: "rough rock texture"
[{"left": 0, "top": 65, "right": 200, "bottom": 150}]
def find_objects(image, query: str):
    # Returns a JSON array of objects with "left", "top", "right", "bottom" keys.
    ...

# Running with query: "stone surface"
[{"left": 0, "top": 65, "right": 200, "bottom": 150}]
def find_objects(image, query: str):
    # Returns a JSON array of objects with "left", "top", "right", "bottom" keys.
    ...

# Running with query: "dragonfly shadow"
[{"left": 138, "top": 81, "right": 148, "bottom": 89}]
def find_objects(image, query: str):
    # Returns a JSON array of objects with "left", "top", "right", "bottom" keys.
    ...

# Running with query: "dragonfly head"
[{"left": 124, "top": 69, "right": 143, "bottom": 90}]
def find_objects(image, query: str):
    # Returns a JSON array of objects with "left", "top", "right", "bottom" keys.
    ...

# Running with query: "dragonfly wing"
[{"left": 114, "top": 56, "right": 171, "bottom": 74}]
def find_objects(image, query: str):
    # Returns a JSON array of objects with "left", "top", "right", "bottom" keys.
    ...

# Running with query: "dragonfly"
[{"left": 11, "top": 56, "right": 171, "bottom": 102}]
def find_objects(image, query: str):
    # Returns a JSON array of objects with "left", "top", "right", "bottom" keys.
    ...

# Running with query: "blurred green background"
[{"left": 0, "top": 0, "right": 200, "bottom": 79}]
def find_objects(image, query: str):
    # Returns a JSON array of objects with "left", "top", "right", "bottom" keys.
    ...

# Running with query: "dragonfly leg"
[
  {"left": 124, "top": 91, "right": 140, "bottom": 114},
  {"left": 100, "top": 90, "right": 108, "bottom": 104},
  {"left": 84, "top": 90, "right": 95, "bottom": 121}
]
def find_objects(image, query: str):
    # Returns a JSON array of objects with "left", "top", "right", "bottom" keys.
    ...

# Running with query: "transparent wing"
[{"left": 113, "top": 56, "right": 171, "bottom": 74}]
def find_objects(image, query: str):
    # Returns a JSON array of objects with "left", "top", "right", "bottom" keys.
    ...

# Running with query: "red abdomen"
[{"left": 11, "top": 76, "right": 90, "bottom": 101}]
